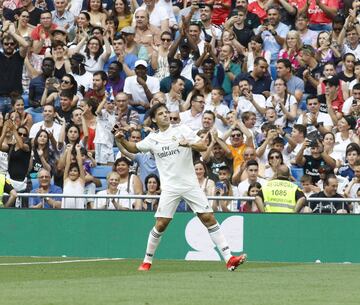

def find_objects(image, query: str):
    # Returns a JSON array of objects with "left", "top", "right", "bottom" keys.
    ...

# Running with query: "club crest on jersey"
[{"left": 172, "top": 136, "right": 177, "bottom": 141}]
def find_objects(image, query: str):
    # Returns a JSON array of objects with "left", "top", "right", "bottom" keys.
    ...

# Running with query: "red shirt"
[
  {"left": 248, "top": 1, "right": 267, "bottom": 23},
  {"left": 306, "top": 0, "right": 339, "bottom": 24},
  {"left": 31, "top": 24, "right": 57, "bottom": 55},
  {"left": 211, "top": 0, "right": 231, "bottom": 25}
]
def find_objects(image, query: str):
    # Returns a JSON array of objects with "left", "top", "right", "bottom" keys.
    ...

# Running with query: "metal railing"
[{"left": 5, "top": 193, "right": 360, "bottom": 213}]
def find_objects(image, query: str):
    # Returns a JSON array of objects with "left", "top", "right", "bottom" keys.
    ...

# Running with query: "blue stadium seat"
[
  {"left": 31, "top": 179, "right": 39, "bottom": 191},
  {"left": 92, "top": 166, "right": 112, "bottom": 178},
  {"left": 96, "top": 178, "right": 107, "bottom": 192}
]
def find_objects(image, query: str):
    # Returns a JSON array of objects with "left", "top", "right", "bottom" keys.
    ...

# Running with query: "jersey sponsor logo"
[{"left": 157, "top": 145, "right": 180, "bottom": 159}]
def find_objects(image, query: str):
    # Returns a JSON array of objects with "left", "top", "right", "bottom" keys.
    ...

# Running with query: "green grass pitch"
[{"left": 0, "top": 257, "right": 359, "bottom": 305}]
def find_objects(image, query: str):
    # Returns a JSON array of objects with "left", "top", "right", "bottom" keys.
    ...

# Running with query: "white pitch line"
[{"left": 0, "top": 258, "right": 123, "bottom": 266}]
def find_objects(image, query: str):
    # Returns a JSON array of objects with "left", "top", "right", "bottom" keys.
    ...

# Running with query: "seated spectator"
[
  {"left": 95, "top": 171, "right": 124, "bottom": 210},
  {"left": 306, "top": 174, "right": 349, "bottom": 214},
  {"left": 56, "top": 90, "right": 76, "bottom": 123},
  {"left": 344, "top": 160, "right": 360, "bottom": 199},
  {"left": 29, "top": 104, "right": 62, "bottom": 141},
  {"left": 264, "top": 148, "right": 286, "bottom": 180},
  {"left": 278, "top": 30, "right": 302, "bottom": 72},
  {"left": 179, "top": 93, "right": 205, "bottom": 132},
  {"left": 295, "top": 13, "right": 317, "bottom": 47},
  {"left": 0, "top": 173, "right": 17, "bottom": 208},
  {"left": 51, "top": 0, "right": 75, "bottom": 29},
  {"left": 315, "top": 31, "right": 341, "bottom": 65},
  {"left": 94, "top": 96, "right": 116, "bottom": 165},
  {"left": 300, "top": 174, "right": 316, "bottom": 199},
  {"left": 142, "top": 173, "right": 160, "bottom": 211},
  {"left": 106, "top": 61, "right": 125, "bottom": 96},
  {"left": 165, "top": 77, "right": 185, "bottom": 113},
  {"left": 61, "top": 144, "right": 86, "bottom": 209},
  {"left": 114, "top": 92, "right": 140, "bottom": 132},
  {"left": 29, "top": 169, "right": 62, "bottom": 208},
  {"left": 338, "top": 143, "right": 360, "bottom": 181},
  {"left": 10, "top": 95, "right": 33, "bottom": 131},
  {"left": 204, "top": 88, "right": 230, "bottom": 133},
  {"left": 123, "top": 60, "right": 160, "bottom": 114},
  {"left": 113, "top": 157, "right": 143, "bottom": 210},
  {"left": 240, "top": 181, "right": 262, "bottom": 213},
  {"left": 212, "top": 165, "right": 239, "bottom": 212},
  {"left": 85, "top": 71, "right": 108, "bottom": 104},
  {"left": 31, "top": 10, "right": 57, "bottom": 55},
  {"left": 87, "top": 0, "right": 107, "bottom": 28},
  {"left": 338, "top": 53, "right": 356, "bottom": 85},
  {"left": 110, "top": 0, "right": 133, "bottom": 32},
  {"left": 194, "top": 160, "right": 215, "bottom": 198},
  {"left": 28, "top": 129, "right": 57, "bottom": 179}
]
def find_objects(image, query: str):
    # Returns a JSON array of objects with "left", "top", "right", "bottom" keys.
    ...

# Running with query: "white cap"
[{"left": 134, "top": 59, "right": 148, "bottom": 68}]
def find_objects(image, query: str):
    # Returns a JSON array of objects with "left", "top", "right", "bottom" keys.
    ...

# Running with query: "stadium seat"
[
  {"left": 96, "top": 178, "right": 107, "bottom": 192},
  {"left": 92, "top": 166, "right": 112, "bottom": 178},
  {"left": 31, "top": 179, "right": 39, "bottom": 190}
]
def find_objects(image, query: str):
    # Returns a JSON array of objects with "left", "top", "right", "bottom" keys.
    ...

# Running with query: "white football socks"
[
  {"left": 207, "top": 222, "right": 232, "bottom": 262},
  {"left": 143, "top": 227, "right": 163, "bottom": 264}
]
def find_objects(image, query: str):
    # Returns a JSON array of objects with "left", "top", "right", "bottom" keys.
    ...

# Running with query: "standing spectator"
[
  {"left": 79, "top": 97, "right": 97, "bottom": 152},
  {"left": 164, "top": 78, "right": 185, "bottom": 113},
  {"left": 123, "top": 59, "right": 160, "bottom": 114},
  {"left": 10, "top": 96, "right": 33, "bottom": 131},
  {"left": 229, "top": 0, "right": 260, "bottom": 30},
  {"left": 244, "top": 36, "right": 271, "bottom": 74},
  {"left": 151, "top": 31, "right": 172, "bottom": 80},
  {"left": 14, "top": 9, "right": 33, "bottom": 38},
  {"left": 29, "top": 57, "right": 55, "bottom": 110},
  {"left": 0, "top": 22, "right": 29, "bottom": 114},
  {"left": 62, "top": 143, "right": 86, "bottom": 209},
  {"left": 179, "top": 93, "right": 205, "bottom": 132},
  {"left": 29, "top": 168, "right": 62, "bottom": 208},
  {"left": 315, "top": 31, "right": 341, "bottom": 64},
  {"left": 94, "top": 96, "right": 116, "bottom": 165},
  {"left": 299, "top": 0, "right": 339, "bottom": 32},
  {"left": 205, "top": 88, "right": 230, "bottom": 133},
  {"left": 199, "top": 4, "right": 222, "bottom": 43},
  {"left": 337, "top": 13, "right": 360, "bottom": 60}
]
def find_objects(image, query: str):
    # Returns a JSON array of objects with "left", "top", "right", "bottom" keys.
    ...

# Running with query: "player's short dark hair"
[{"left": 149, "top": 103, "right": 168, "bottom": 120}]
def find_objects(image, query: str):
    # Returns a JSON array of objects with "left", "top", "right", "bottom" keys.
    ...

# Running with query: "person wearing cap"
[
  {"left": 317, "top": 76, "right": 345, "bottom": 117},
  {"left": 123, "top": 59, "right": 160, "bottom": 114},
  {"left": 51, "top": 0, "right": 75, "bottom": 30},
  {"left": 296, "top": 45, "right": 323, "bottom": 96},
  {"left": 120, "top": 26, "right": 139, "bottom": 63},
  {"left": 69, "top": 53, "right": 94, "bottom": 94},
  {"left": 31, "top": 10, "right": 58, "bottom": 55},
  {"left": 254, "top": 164, "right": 306, "bottom": 213}
]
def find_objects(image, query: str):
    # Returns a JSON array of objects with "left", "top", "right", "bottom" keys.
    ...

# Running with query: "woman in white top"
[
  {"left": 183, "top": 74, "right": 212, "bottom": 109},
  {"left": 264, "top": 149, "right": 286, "bottom": 180},
  {"left": 95, "top": 171, "right": 124, "bottom": 209},
  {"left": 194, "top": 160, "right": 215, "bottom": 197},
  {"left": 81, "top": 35, "right": 112, "bottom": 73},
  {"left": 265, "top": 78, "right": 298, "bottom": 129},
  {"left": 62, "top": 144, "right": 86, "bottom": 209},
  {"left": 151, "top": 31, "right": 172, "bottom": 80},
  {"left": 244, "top": 34, "right": 271, "bottom": 73},
  {"left": 323, "top": 131, "right": 344, "bottom": 168},
  {"left": 333, "top": 116, "right": 359, "bottom": 161},
  {"left": 113, "top": 157, "right": 143, "bottom": 209}
]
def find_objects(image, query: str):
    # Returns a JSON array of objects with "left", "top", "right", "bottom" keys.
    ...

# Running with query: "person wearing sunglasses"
[
  {"left": 151, "top": 31, "right": 172, "bottom": 80},
  {"left": 0, "top": 21, "right": 29, "bottom": 114}
]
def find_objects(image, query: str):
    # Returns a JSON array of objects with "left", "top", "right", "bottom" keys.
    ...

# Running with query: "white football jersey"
[{"left": 136, "top": 124, "right": 199, "bottom": 191}]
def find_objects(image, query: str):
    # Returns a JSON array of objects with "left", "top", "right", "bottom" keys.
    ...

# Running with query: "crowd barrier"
[{"left": 0, "top": 194, "right": 360, "bottom": 263}]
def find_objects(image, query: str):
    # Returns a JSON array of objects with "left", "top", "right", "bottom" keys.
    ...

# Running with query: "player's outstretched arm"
[
  {"left": 179, "top": 138, "right": 207, "bottom": 152},
  {"left": 115, "top": 130, "right": 140, "bottom": 154}
]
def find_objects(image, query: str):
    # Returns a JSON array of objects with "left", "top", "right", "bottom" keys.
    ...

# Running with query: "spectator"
[
  {"left": 10, "top": 96, "right": 33, "bottom": 131},
  {"left": 28, "top": 129, "right": 57, "bottom": 178},
  {"left": 51, "top": 0, "right": 75, "bottom": 29},
  {"left": 142, "top": 173, "right": 160, "bottom": 211},
  {"left": 160, "top": 58, "right": 193, "bottom": 101},
  {"left": 14, "top": 0, "right": 42, "bottom": 27},
  {"left": 95, "top": 171, "right": 123, "bottom": 209},
  {"left": 134, "top": 0, "right": 169, "bottom": 33},
  {"left": 124, "top": 59, "right": 160, "bottom": 114},
  {"left": 243, "top": 35, "right": 271, "bottom": 73},
  {"left": 306, "top": 174, "right": 349, "bottom": 214},
  {"left": 315, "top": 31, "right": 341, "bottom": 65},
  {"left": 0, "top": 172, "right": 17, "bottom": 208},
  {"left": 87, "top": 0, "right": 107, "bottom": 28},
  {"left": 194, "top": 159, "right": 215, "bottom": 197},
  {"left": 112, "top": 156, "right": 142, "bottom": 210},
  {"left": 229, "top": 0, "right": 260, "bottom": 30},
  {"left": 14, "top": 9, "right": 33, "bottom": 38},
  {"left": 94, "top": 96, "right": 116, "bottom": 165},
  {"left": 295, "top": 13, "right": 317, "bottom": 47},
  {"left": 237, "top": 159, "right": 266, "bottom": 196},
  {"left": 151, "top": 31, "right": 172, "bottom": 80},
  {"left": 107, "top": 61, "right": 125, "bottom": 95},
  {"left": 62, "top": 143, "right": 86, "bottom": 209},
  {"left": 179, "top": 93, "right": 205, "bottom": 132},
  {"left": 344, "top": 160, "right": 360, "bottom": 199},
  {"left": 337, "top": 14, "right": 360, "bottom": 60},
  {"left": 29, "top": 168, "right": 62, "bottom": 208},
  {"left": 69, "top": 53, "right": 93, "bottom": 94},
  {"left": 0, "top": 21, "right": 29, "bottom": 113},
  {"left": 31, "top": 10, "right": 57, "bottom": 55},
  {"left": 199, "top": 4, "right": 222, "bottom": 43},
  {"left": 278, "top": 30, "right": 302, "bottom": 72},
  {"left": 240, "top": 181, "right": 261, "bottom": 212},
  {"left": 165, "top": 77, "right": 185, "bottom": 113},
  {"left": 85, "top": 70, "right": 107, "bottom": 103},
  {"left": 29, "top": 104, "right": 60, "bottom": 139},
  {"left": 79, "top": 97, "right": 97, "bottom": 152},
  {"left": 46, "top": 40, "right": 71, "bottom": 80},
  {"left": 29, "top": 57, "right": 55, "bottom": 110},
  {"left": 111, "top": 0, "right": 133, "bottom": 32},
  {"left": 338, "top": 143, "right": 360, "bottom": 181}
]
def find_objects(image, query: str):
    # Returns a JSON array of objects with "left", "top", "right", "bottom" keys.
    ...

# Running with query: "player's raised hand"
[{"left": 178, "top": 138, "right": 190, "bottom": 147}]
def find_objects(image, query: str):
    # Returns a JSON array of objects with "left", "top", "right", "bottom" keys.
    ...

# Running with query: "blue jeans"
[{"left": 0, "top": 96, "right": 12, "bottom": 114}]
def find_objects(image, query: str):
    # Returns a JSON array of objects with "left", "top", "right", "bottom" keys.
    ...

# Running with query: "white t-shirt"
[
  {"left": 134, "top": 4, "right": 169, "bottom": 29},
  {"left": 265, "top": 94, "right": 297, "bottom": 127},
  {"left": 179, "top": 109, "right": 203, "bottom": 131},
  {"left": 94, "top": 109, "right": 116, "bottom": 145},
  {"left": 296, "top": 112, "right": 333, "bottom": 133},
  {"left": 342, "top": 96, "right": 355, "bottom": 115},
  {"left": 95, "top": 190, "right": 118, "bottom": 210},
  {"left": 237, "top": 178, "right": 266, "bottom": 196},
  {"left": 136, "top": 124, "right": 199, "bottom": 191},
  {"left": 29, "top": 121, "right": 62, "bottom": 141},
  {"left": 236, "top": 94, "right": 266, "bottom": 128},
  {"left": 70, "top": 71, "right": 93, "bottom": 93},
  {"left": 123, "top": 75, "right": 160, "bottom": 104}
]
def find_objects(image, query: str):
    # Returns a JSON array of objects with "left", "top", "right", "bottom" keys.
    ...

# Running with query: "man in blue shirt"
[{"left": 29, "top": 169, "right": 62, "bottom": 208}]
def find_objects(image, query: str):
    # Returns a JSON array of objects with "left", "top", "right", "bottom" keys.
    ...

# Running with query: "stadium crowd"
[{"left": 0, "top": 0, "right": 360, "bottom": 213}]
